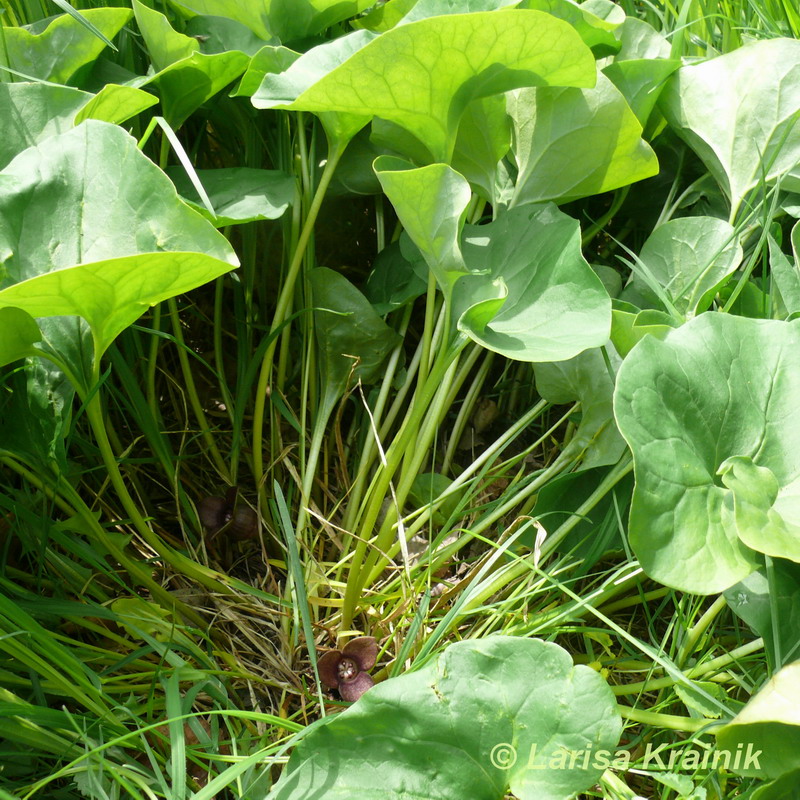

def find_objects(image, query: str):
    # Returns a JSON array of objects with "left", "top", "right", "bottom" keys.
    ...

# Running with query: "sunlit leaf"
[
  {"left": 3, "top": 8, "right": 132, "bottom": 85},
  {"left": 253, "top": 10, "right": 596, "bottom": 162},
  {"left": 613, "top": 313, "right": 800, "bottom": 593},
  {"left": 269, "top": 637, "right": 621, "bottom": 800}
]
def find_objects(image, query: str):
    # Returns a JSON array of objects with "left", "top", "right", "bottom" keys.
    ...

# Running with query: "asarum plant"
[{"left": 318, "top": 636, "right": 378, "bottom": 701}]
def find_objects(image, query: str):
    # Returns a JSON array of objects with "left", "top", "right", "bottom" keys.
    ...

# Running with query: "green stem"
[
  {"left": 83, "top": 390, "right": 237, "bottom": 607},
  {"left": 0, "top": 454, "right": 202, "bottom": 625},
  {"left": 251, "top": 138, "right": 348, "bottom": 501},
  {"left": 617, "top": 704, "right": 708, "bottom": 732},
  {"left": 611, "top": 638, "right": 765, "bottom": 697},
  {"left": 166, "top": 297, "right": 230, "bottom": 481},
  {"left": 677, "top": 594, "right": 727, "bottom": 666},
  {"left": 341, "top": 341, "right": 465, "bottom": 628}
]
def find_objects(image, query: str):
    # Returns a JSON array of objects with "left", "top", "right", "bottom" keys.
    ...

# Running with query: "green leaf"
[
  {"left": 521, "top": 0, "right": 622, "bottom": 56},
  {"left": 364, "top": 238, "right": 427, "bottom": 314},
  {"left": 132, "top": 0, "right": 199, "bottom": 72},
  {"left": 751, "top": 769, "right": 800, "bottom": 800},
  {"left": 310, "top": 268, "right": 401, "bottom": 400},
  {"left": 0, "top": 359, "right": 72, "bottom": 470},
  {"left": 166, "top": 167, "right": 295, "bottom": 226},
  {"left": 632, "top": 216, "right": 742, "bottom": 317},
  {"left": 716, "top": 661, "right": 800, "bottom": 779},
  {"left": 268, "top": 637, "right": 622, "bottom": 800},
  {"left": 72, "top": 84, "right": 158, "bottom": 125},
  {"left": 659, "top": 39, "right": 800, "bottom": 217},
  {"left": 253, "top": 10, "right": 596, "bottom": 163},
  {"left": 184, "top": 15, "right": 274, "bottom": 55},
  {"left": 769, "top": 231, "right": 800, "bottom": 317},
  {"left": 612, "top": 313, "right": 800, "bottom": 593},
  {"left": 0, "top": 253, "right": 234, "bottom": 360},
  {"left": 718, "top": 456, "right": 800, "bottom": 564},
  {"left": 250, "top": 29, "right": 376, "bottom": 143},
  {"left": 602, "top": 57, "right": 679, "bottom": 128},
  {"left": 399, "top": 0, "right": 522, "bottom": 24},
  {"left": 167, "top": 0, "right": 373, "bottom": 43},
  {"left": 141, "top": 50, "right": 250, "bottom": 129},
  {"left": 613, "top": 16, "right": 670, "bottom": 60},
  {"left": 0, "top": 82, "right": 157, "bottom": 170},
  {"left": 374, "top": 158, "right": 471, "bottom": 299},
  {"left": 610, "top": 305, "right": 677, "bottom": 357},
  {"left": 533, "top": 346, "right": 625, "bottom": 468},
  {"left": 520, "top": 466, "right": 631, "bottom": 574},
  {"left": 0, "top": 307, "right": 41, "bottom": 367},
  {"left": 674, "top": 681, "right": 727, "bottom": 719},
  {"left": 452, "top": 95, "right": 512, "bottom": 203},
  {"left": 509, "top": 70, "right": 658, "bottom": 206},
  {"left": 351, "top": 0, "right": 418, "bottom": 31},
  {"left": 232, "top": 44, "right": 299, "bottom": 97},
  {"left": 0, "top": 82, "right": 88, "bottom": 169},
  {"left": 3, "top": 8, "right": 132, "bottom": 86},
  {"left": 454, "top": 205, "right": 612, "bottom": 361},
  {"left": 0, "top": 120, "right": 237, "bottom": 369}
]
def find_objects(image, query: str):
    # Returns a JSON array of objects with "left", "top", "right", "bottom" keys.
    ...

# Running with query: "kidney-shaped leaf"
[
  {"left": 454, "top": 205, "right": 611, "bottom": 362},
  {"left": 659, "top": 39, "right": 800, "bottom": 217},
  {"left": 4, "top": 8, "right": 132, "bottom": 85},
  {"left": 509, "top": 70, "right": 658, "bottom": 206},
  {"left": 716, "top": 662, "right": 800, "bottom": 779},
  {"left": 612, "top": 313, "right": 800, "bottom": 593},
  {"left": 269, "top": 636, "right": 622, "bottom": 800},
  {"left": 253, "top": 10, "right": 596, "bottom": 162}
]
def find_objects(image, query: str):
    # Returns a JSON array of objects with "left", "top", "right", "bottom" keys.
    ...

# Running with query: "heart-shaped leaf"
[
  {"left": 269, "top": 636, "right": 622, "bottom": 800},
  {"left": 374, "top": 158, "right": 471, "bottom": 297},
  {"left": 613, "top": 313, "right": 800, "bottom": 593},
  {"left": 132, "top": 0, "right": 200, "bottom": 72},
  {"left": 252, "top": 10, "right": 596, "bottom": 162},
  {"left": 659, "top": 38, "right": 800, "bottom": 217},
  {"left": 533, "top": 345, "right": 626, "bottom": 468},
  {"left": 310, "top": 267, "right": 402, "bottom": 402},
  {"left": 0, "top": 252, "right": 234, "bottom": 361}
]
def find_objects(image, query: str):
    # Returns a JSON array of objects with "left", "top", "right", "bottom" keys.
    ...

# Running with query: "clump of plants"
[{"left": 1, "top": 0, "right": 800, "bottom": 798}]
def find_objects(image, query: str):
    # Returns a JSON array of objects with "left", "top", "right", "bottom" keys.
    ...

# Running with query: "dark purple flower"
[{"left": 317, "top": 636, "right": 377, "bottom": 701}]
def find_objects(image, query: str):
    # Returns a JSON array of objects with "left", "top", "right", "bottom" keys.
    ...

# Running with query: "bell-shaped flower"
[{"left": 318, "top": 636, "right": 378, "bottom": 701}]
